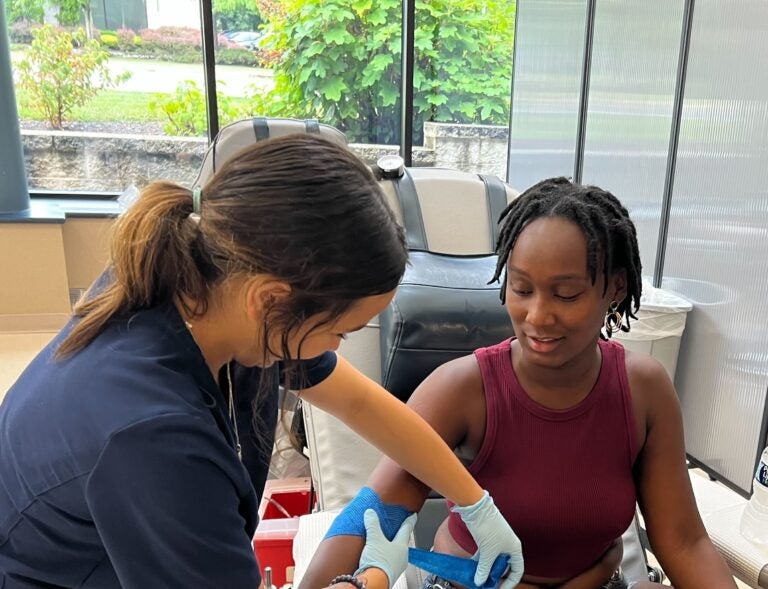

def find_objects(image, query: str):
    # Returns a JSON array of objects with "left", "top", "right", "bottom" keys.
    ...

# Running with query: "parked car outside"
[{"left": 222, "top": 31, "right": 263, "bottom": 50}]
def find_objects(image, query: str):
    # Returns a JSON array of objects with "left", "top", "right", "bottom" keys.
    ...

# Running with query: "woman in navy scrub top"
[{"left": 0, "top": 136, "right": 521, "bottom": 589}]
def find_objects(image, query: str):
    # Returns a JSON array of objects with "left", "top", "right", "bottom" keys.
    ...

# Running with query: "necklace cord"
[{"left": 185, "top": 320, "right": 242, "bottom": 461}]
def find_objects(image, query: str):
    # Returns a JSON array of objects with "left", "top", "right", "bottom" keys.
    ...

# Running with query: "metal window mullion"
[
  {"left": 0, "top": 3, "right": 31, "bottom": 216},
  {"left": 573, "top": 0, "right": 597, "bottom": 185},
  {"left": 200, "top": 0, "right": 220, "bottom": 142},
  {"left": 400, "top": 0, "right": 415, "bottom": 166},
  {"left": 654, "top": 0, "right": 695, "bottom": 288},
  {"left": 505, "top": 0, "right": 522, "bottom": 184}
]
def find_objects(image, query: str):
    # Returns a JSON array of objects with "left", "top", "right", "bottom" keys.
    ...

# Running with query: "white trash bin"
[{"left": 614, "top": 279, "right": 693, "bottom": 381}]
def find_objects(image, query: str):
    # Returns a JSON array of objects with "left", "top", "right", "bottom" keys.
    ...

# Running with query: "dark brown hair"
[{"left": 58, "top": 134, "right": 408, "bottom": 359}]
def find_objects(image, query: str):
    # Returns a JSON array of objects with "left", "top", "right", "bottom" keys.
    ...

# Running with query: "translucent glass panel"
[
  {"left": 580, "top": 0, "right": 683, "bottom": 280},
  {"left": 412, "top": 1, "right": 516, "bottom": 177},
  {"left": 507, "top": 0, "right": 587, "bottom": 192},
  {"left": 662, "top": 0, "right": 768, "bottom": 492}
]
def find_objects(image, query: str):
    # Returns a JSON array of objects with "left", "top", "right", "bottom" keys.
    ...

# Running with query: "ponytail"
[
  {"left": 57, "top": 181, "right": 210, "bottom": 357},
  {"left": 58, "top": 135, "right": 408, "bottom": 360}
]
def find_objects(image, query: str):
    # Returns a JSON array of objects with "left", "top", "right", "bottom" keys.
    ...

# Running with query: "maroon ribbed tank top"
[{"left": 447, "top": 338, "right": 639, "bottom": 579}]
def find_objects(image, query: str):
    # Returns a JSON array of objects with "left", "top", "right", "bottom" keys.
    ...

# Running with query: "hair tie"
[{"left": 192, "top": 186, "right": 202, "bottom": 216}]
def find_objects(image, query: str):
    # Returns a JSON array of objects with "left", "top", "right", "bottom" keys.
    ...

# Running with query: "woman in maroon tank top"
[{"left": 303, "top": 178, "right": 736, "bottom": 589}]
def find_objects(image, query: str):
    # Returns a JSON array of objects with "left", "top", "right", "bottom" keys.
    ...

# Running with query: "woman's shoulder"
[
  {"left": 622, "top": 346, "right": 674, "bottom": 396},
  {"left": 408, "top": 352, "right": 487, "bottom": 452},
  {"left": 621, "top": 345, "right": 679, "bottom": 450},
  {"left": 423, "top": 352, "right": 484, "bottom": 393}
]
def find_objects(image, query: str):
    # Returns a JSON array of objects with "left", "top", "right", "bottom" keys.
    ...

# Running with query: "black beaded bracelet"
[{"left": 329, "top": 573, "right": 366, "bottom": 589}]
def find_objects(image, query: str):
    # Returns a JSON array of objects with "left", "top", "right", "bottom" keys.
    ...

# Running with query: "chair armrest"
[{"left": 689, "top": 471, "right": 768, "bottom": 588}]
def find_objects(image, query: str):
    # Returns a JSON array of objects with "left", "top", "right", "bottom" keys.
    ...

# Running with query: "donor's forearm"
[{"left": 298, "top": 535, "right": 366, "bottom": 589}]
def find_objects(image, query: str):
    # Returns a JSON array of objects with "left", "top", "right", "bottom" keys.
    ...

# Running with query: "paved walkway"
[{"left": 108, "top": 57, "right": 274, "bottom": 96}]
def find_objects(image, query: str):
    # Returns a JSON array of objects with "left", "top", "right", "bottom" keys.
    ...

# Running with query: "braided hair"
[{"left": 491, "top": 177, "right": 642, "bottom": 338}]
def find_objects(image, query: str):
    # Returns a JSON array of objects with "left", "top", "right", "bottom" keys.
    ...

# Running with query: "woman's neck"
[
  {"left": 512, "top": 339, "right": 603, "bottom": 409},
  {"left": 176, "top": 294, "right": 237, "bottom": 379}
]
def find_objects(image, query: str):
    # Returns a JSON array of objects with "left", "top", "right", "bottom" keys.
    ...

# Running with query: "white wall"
[{"left": 146, "top": 0, "right": 201, "bottom": 30}]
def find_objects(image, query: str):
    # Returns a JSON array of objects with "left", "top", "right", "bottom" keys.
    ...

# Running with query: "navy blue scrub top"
[{"left": 0, "top": 301, "right": 335, "bottom": 588}]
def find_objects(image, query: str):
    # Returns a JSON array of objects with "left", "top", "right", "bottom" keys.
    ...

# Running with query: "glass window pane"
[
  {"left": 411, "top": 0, "right": 516, "bottom": 177},
  {"left": 580, "top": 0, "right": 683, "bottom": 280},
  {"left": 662, "top": 0, "right": 768, "bottom": 492},
  {"left": 11, "top": 0, "right": 208, "bottom": 192},
  {"left": 225, "top": 0, "right": 402, "bottom": 162},
  {"left": 507, "top": 0, "right": 587, "bottom": 191},
  {"left": 212, "top": 0, "right": 273, "bottom": 134}
]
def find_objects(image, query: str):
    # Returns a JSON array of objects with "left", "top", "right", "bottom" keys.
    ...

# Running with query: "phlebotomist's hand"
[
  {"left": 356, "top": 509, "right": 418, "bottom": 587},
  {"left": 451, "top": 490, "right": 524, "bottom": 589}
]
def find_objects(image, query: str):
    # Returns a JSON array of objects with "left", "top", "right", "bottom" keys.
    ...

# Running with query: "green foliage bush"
[
  {"left": 5, "top": 0, "right": 44, "bottom": 25},
  {"left": 118, "top": 26, "right": 260, "bottom": 66},
  {"left": 8, "top": 19, "right": 39, "bottom": 44},
  {"left": 6, "top": 0, "right": 89, "bottom": 27},
  {"left": 99, "top": 31, "right": 118, "bottom": 47},
  {"left": 16, "top": 24, "right": 131, "bottom": 128},
  {"left": 216, "top": 47, "right": 259, "bottom": 66},
  {"left": 54, "top": 0, "right": 88, "bottom": 27},
  {"left": 214, "top": 0, "right": 263, "bottom": 32},
  {"left": 114, "top": 27, "right": 142, "bottom": 51},
  {"left": 149, "top": 80, "right": 245, "bottom": 136},
  {"left": 258, "top": 0, "right": 515, "bottom": 144}
]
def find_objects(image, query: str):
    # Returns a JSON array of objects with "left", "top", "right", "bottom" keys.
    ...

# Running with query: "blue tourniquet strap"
[
  {"left": 324, "top": 487, "right": 414, "bottom": 541},
  {"left": 408, "top": 548, "right": 511, "bottom": 589}
]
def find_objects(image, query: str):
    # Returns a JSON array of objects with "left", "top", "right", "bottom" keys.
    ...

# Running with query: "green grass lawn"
[
  {"left": 17, "top": 88, "right": 254, "bottom": 131},
  {"left": 17, "top": 90, "right": 164, "bottom": 124}
]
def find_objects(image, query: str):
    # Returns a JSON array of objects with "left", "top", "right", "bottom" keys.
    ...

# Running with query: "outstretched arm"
[
  {"left": 299, "top": 354, "right": 484, "bottom": 589},
  {"left": 631, "top": 354, "right": 736, "bottom": 589},
  {"left": 300, "top": 355, "right": 483, "bottom": 507}
]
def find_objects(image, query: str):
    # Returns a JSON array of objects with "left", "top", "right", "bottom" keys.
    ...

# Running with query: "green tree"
[
  {"left": 256, "top": 0, "right": 515, "bottom": 144},
  {"left": 214, "top": 0, "right": 262, "bottom": 33},
  {"left": 6, "top": 0, "right": 45, "bottom": 24},
  {"left": 149, "top": 81, "right": 245, "bottom": 137},
  {"left": 16, "top": 24, "right": 130, "bottom": 128}
]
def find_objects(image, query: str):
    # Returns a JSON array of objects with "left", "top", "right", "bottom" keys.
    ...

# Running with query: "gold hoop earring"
[{"left": 604, "top": 301, "right": 624, "bottom": 337}]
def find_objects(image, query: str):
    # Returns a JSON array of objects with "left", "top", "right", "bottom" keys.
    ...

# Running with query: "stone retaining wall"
[{"left": 21, "top": 122, "right": 509, "bottom": 192}]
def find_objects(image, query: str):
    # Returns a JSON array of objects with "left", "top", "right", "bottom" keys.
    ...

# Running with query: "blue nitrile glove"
[
  {"left": 356, "top": 509, "right": 418, "bottom": 587},
  {"left": 451, "top": 491, "right": 524, "bottom": 589}
]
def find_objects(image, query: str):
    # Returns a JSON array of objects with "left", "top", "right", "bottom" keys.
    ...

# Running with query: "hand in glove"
[
  {"left": 452, "top": 491, "right": 524, "bottom": 589},
  {"left": 356, "top": 509, "right": 418, "bottom": 587}
]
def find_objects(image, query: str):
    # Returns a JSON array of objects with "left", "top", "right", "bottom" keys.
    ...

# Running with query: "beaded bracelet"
[{"left": 329, "top": 573, "right": 366, "bottom": 589}]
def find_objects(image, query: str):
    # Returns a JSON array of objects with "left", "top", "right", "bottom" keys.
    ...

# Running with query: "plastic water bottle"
[{"left": 740, "top": 446, "right": 768, "bottom": 545}]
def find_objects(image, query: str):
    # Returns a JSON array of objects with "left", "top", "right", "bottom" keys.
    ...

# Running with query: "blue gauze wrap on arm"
[
  {"left": 324, "top": 487, "right": 511, "bottom": 588},
  {"left": 324, "top": 487, "right": 413, "bottom": 541},
  {"left": 408, "top": 548, "right": 511, "bottom": 589}
]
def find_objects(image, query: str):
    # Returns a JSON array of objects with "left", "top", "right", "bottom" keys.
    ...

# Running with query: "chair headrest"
[{"left": 193, "top": 117, "right": 348, "bottom": 187}]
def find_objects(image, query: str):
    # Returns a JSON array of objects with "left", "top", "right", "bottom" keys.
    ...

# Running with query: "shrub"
[
  {"left": 216, "top": 47, "right": 258, "bottom": 66},
  {"left": 149, "top": 80, "right": 243, "bottom": 137},
  {"left": 138, "top": 26, "right": 202, "bottom": 54},
  {"left": 16, "top": 24, "right": 131, "bottom": 128},
  {"left": 99, "top": 31, "right": 118, "bottom": 47},
  {"left": 115, "top": 27, "right": 141, "bottom": 51},
  {"left": 259, "top": 0, "right": 515, "bottom": 144},
  {"left": 8, "top": 19, "right": 39, "bottom": 44}
]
